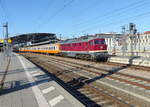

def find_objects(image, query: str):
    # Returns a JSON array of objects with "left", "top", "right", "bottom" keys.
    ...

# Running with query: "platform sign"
[
  {"left": 0, "top": 39, "right": 12, "bottom": 43},
  {"left": 0, "top": 39, "right": 4, "bottom": 43},
  {"left": 8, "top": 39, "right": 12, "bottom": 43}
]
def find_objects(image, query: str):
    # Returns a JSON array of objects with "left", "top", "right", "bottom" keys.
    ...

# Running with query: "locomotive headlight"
[{"left": 100, "top": 46, "right": 103, "bottom": 49}]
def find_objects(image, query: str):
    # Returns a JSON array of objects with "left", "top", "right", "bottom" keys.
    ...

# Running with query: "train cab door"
[{"left": 88, "top": 40, "right": 94, "bottom": 51}]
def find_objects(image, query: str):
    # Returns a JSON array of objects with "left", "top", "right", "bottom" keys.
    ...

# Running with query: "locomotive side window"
[{"left": 101, "top": 39, "right": 105, "bottom": 44}]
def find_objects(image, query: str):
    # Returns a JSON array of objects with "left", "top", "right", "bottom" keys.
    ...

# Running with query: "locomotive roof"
[{"left": 60, "top": 36, "right": 104, "bottom": 44}]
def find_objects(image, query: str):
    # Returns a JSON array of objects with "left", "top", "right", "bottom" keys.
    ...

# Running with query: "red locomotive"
[{"left": 60, "top": 36, "right": 108, "bottom": 61}]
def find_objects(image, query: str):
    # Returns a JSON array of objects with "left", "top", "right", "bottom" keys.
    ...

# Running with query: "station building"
[{"left": 123, "top": 31, "right": 150, "bottom": 57}]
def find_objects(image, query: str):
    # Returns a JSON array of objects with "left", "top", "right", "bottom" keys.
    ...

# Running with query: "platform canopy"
[{"left": 10, "top": 33, "right": 58, "bottom": 47}]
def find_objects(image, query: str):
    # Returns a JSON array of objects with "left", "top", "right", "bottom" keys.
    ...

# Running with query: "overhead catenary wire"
[
  {"left": 76, "top": 11, "right": 150, "bottom": 35},
  {"left": 77, "top": 1, "right": 149, "bottom": 29},
  {"left": 72, "top": 0, "right": 150, "bottom": 35},
  {"left": 35, "top": 0, "right": 75, "bottom": 31},
  {"left": 77, "top": 4, "right": 149, "bottom": 33},
  {"left": 34, "top": 0, "right": 55, "bottom": 32},
  {"left": 76, "top": 0, "right": 148, "bottom": 27}
]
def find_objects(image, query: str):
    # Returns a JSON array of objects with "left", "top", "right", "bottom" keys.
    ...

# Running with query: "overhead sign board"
[
  {"left": 8, "top": 39, "right": 12, "bottom": 43},
  {"left": 0, "top": 39, "right": 4, "bottom": 43},
  {"left": 0, "top": 39, "right": 12, "bottom": 43}
]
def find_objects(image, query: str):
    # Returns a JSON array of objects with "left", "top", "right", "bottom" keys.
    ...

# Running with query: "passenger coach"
[{"left": 19, "top": 43, "right": 60, "bottom": 54}]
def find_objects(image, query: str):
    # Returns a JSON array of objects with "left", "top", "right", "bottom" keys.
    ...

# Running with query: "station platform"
[
  {"left": 0, "top": 52, "right": 84, "bottom": 107},
  {"left": 108, "top": 55, "right": 150, "bottom": 67}
]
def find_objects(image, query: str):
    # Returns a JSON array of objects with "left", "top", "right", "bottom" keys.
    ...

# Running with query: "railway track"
[
  {"left": 102, "top": 62, "right": 150, "bottom": 72},
  {"left": 21, "top": 53, "right": 150, "bottom": 106},
  {"left": 46, "top": 56, "right": 150, "bottom": 89}
]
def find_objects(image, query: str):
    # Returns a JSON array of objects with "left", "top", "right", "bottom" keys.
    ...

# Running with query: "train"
[{"left": 19, "top": 36, "right": 108, "bottom": 61}]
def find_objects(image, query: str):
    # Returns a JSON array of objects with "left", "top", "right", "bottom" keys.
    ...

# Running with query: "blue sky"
[{"left": 0, "top": 0, "right": 150, "bottom": 39}]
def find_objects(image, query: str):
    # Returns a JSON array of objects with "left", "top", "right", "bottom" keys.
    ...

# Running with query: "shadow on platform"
[
  {"left": 0, "top": 74, "right": 52, "bottom": 96},
  {"left": 0, "top": 67, "right": 38, "bottom": 76},
  {"left": 65, "top": 76, "right": 100, "bottom": 106}
]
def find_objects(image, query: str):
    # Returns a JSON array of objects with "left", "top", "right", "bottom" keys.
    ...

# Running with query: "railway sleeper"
[
  {"left": 91, "top": 97, "right": 105, "bottom": 101},
  {"left": 58, "top": 76, "right": 71, "bottom": 81},
  {"left": 67, "top": 82, "right": 80, "bottom": 87},
  {"left": 96, "top": 100, "right": 114, "bottom": 107},
  {"left": 85, "top": 93, "right": 100, "bottom": 98},
  {"left": 81, "top": 91, "right": 92, "bottom": 94}
]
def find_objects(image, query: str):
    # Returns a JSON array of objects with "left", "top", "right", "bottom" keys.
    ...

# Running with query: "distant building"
[
  {"left": 94, "top": 33, "right": 123, "bottom": 54},
  {"left": 113, "top": 31, "right": 150, "bottom": 57}
]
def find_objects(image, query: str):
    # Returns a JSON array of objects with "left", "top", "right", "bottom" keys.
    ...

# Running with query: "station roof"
[{"left": 10, "top": 33, "right": 58, "bottom": 46}]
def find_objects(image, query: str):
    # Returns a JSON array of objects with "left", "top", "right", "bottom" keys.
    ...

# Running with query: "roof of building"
[{"left": 144, "top": 31, "right": 150, "bottom": 34}]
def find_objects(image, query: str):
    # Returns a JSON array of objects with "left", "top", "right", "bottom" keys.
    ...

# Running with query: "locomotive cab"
[
  {"left": 88, "top": 38, "right": 108, "bottom": 61},
  {"left": 93, "top": 39, "right": 107, "bottom": 50},
  {"left": 88, "top": 38, "right": 107, "bottom": 51}
]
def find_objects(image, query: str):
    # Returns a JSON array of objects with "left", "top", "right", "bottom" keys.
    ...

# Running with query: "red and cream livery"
[{"left": 60, "top": 37, "right": 108, "bottom": 61}]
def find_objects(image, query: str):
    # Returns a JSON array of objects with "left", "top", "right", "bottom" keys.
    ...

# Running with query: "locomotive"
[
  {"left": 19, "top": 36, "right": 108, "bottom": 61},
  {"left": 60, "top": 37, "right": 108, "bottom": 61}
]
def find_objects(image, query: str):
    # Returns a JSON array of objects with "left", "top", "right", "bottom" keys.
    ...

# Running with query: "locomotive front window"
[
  {"left": 94, "top": 40, "right": 100, "bottom": 44},
  {"left": 94, "top": 40, "right": 105, "bottom": 44}
]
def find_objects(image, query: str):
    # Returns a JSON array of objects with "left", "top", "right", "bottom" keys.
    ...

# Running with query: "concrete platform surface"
[
  {"left": 0, "top": 52, "right": 10, "bottom": 84},
  {"left": 0, "top": 53, "right": 84, "bottom": 107},
  {"left": 108, "top": 56, "right": 150, "bottom": 67}
]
